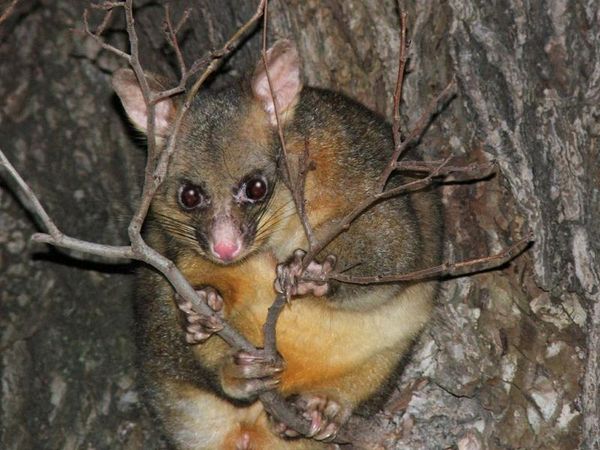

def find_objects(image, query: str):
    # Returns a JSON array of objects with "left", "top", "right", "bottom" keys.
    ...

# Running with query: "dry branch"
[
  {"left": 395, "top": 159, "right": 497, "bottom": 181},
  {"left": 305, "top": 233, "right": 532, "bottom": 285},
  {"left": 3, "top": 0, "right": 271, "bottom": 352},
  {"left": 392, "top": 11, "right": 409, "bottom": 149},
  {"left": 0, "top": 0, "right": 20, "bottom": 26}
]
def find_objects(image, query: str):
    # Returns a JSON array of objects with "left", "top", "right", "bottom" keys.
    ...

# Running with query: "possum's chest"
[
  {"left": 178, "top": 251, "right": 281, "bottom": 345},
  {"left": 177, "top": 251, "right": 423, "bottom": 398}
]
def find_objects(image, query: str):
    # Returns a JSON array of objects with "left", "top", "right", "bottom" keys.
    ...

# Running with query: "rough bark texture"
[{"left": 0, "top": 1, "right": 597, "bottom": 449}]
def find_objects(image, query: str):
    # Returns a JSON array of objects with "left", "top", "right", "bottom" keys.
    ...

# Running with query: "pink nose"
[{"left": 212, "top": 241, "right": 240, "bottom": 261}]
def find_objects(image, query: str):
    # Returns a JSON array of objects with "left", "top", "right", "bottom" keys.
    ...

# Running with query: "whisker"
[
  {"left": 254, "top": 211, "right": 299, "bottom": 241},
  {"left": 254, "top": 207, "right": 296, "bottom": 237}
]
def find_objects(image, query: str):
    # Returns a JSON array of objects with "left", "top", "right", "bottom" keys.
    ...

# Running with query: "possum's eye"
[
  {"left": 178, "top": 183, "right": 205, "bottom": 210},
  {"left": 239, "top": 176, "right": 268, "bottom": 203}
]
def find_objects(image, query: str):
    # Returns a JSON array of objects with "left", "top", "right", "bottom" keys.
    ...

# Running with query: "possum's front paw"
[
  {"left": 271, "top": 394, "right": 351, "bottom": 442},
  {"left": 175, "top": 286, "right": 224, "bottom": 344},
  {"left": 275, "top": 249, "right": 336, "bottom": 298},
  {"left": 220, "top": 349, "right": 284, "bottom": 400}
]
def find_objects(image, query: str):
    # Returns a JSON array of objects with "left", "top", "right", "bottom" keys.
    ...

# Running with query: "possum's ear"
[
  {"left": 251, "top": 40, "right": 302, "bottom": 125},
  {"left": 112, "top": 68, "right": 175, "bottom": 136}
]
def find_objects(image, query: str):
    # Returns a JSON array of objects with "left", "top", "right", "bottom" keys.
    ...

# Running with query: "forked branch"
[{"left": 2, "top": 0, "right": 270, "bottom": 353}]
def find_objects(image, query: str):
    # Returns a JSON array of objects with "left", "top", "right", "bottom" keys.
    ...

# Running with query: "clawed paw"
[
  {"left": 221, "top": 349, "right": 285, "bottom": 400},
  {"left": 175, "top": 286, "right": 224, "bottom": 344},
  {"left": 270, "top": 394, "right": 351, "bottom": 442},
  {"left": 274, "top": 249, "right": 336, "bottom": 299}
]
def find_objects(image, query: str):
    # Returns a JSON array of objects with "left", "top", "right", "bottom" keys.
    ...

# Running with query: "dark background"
[{"left": 0, "top": 1, "right": 598, "bottom": 448}]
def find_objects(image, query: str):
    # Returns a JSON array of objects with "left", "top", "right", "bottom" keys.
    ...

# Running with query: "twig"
[
  {"left": 376, "top": 79, "right": 457, "bottom": 192},
  {"left": 260, "top": 1, "right": 293, "bottom": 189},
  {"left": 0, "top": 0, "right": 20, "bottom": 26},
  {"left": 392, "top": 11, "right": 409, "bottom": 149},
  {"left": 2, "top": 0, "right": 271, "bottom": 357},
  {"left": 304, "top": 233, "right": 532, "bottom": 285},
  {"left": 163, "top": 5, "right": 188, "bottom": 80},
  {"left": 253, "top": 0, "right": 326, "bottom": 438},
  {"left": 83, "top": 8, "right": 132, "bottom": 62},
  {"left": 187, "top": 0, "right": 267, "bottom": 102},
  {"left": 295, "top": 138, "right": 317, "bottom": 247},
  {"left": 395, "top": 159, "right": 497, "bottom": 181},
  {"left": 0, "top": 146, "right": 256, "bottom": 353}
]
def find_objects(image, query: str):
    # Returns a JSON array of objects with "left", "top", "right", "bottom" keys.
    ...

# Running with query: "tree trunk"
[{"left": 0, "top": 1, "right": 597, "bottom": 449}]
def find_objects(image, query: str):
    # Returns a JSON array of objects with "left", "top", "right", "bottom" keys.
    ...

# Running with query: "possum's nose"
[
  {"left": 212, "top": 241, "right": 240, "bottom": 261},
  {"left": 210, "top": 214, "right": 243, "bottom": 262}
]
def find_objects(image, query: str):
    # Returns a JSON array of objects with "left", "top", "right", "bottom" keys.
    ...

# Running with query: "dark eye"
[
  {"left": 179, "top": 183, "right": 204, "bottom": 210},
  {"left": 244, "top": 177, "right": 268, "bottom": 202}
]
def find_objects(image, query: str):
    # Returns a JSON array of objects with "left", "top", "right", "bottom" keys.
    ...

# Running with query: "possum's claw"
[
  {"left": 221, "top": 349, "right": 284, "bottom": 400},
  {"left": 296, "top": 394, "right": 351, "bottom": 442},
  {"left": 175, "top": 286, "right": 224, "bottom": 344},
  {"left": 274, "top": 249, "right": 336, "bottom": 299},
  {"left": 270, "top": 393, "right": 350, "bottom": 442}
]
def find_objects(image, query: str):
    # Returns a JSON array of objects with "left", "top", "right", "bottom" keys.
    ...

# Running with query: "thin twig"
[
  {"left": 376, "top": 78, "right": 457, "bottom": 192},
  {"left": 83, "top": 8, "right": 132, "bottom": 62},
  {"left": 0, "top": 0, "right": 20, "bottom": 26},
  {"left": 174, "top": 7, "right": 191, "bottom": 35},
  {"left": 395, "top": 159, "right": 497, "bottom": 181},
  {"left": 253, "top": 0, "right": 323, "bottom": 438},
  {"left": 0, "top": 150, "right": 60, "bottom": 237},
  {"left": 163, "top": 4, "right": 187, "bottom": 79},
  {"left": 295, "top": 138, "right": 317, "bottom": 247},
  {"left": 187, "top": 0, "right": 267, "bottom": 101},
  {"left": 304, "top": 233, "right": 532, "bottom": 285},
  {"left": 260, "top": 1, "right": 293, "bottom": 189},
  {"left": 392, "top": 11, "right": 409, "bottom": 149},
  {"left": 0, "top": 146, "right": 255, "bottom": 352}
]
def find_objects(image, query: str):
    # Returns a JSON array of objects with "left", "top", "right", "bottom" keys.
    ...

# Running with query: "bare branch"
[
  {"left": 295, "top": 139, "right": 317, "bottom": 247},
  {"left": 0, "top": 0, "right": 20, "bottom": 26},
  {"left": 392, "top": 11, "right": 409, "bottom": 149},
  {"left": 163, "top": 4, "right": 187, "bottom": 79},
  {"left": 395, "top": 159, "right": 497, "bottom": 181},
  {"left": 0, "top": 147, "right": 255, "bottom": 352},
  {"left": 83, "top": 8, "right": 131, "bottom": 62},
  {"left": 32, "top": 233, "right": 134, "bottom": 260},
  {"left": 187, "top": 0, "right": 267, "bottom": 101},
  {"left": 304, "top": 233, "right": 533, "bottom": 285},
  {"left": 260, "top": 1, "right": 293, "bottom": 190},
  {"left": 173, "top": 7, "right": 191, "bottom": 35},
  {"left": 376, "top": 78, "right": 457, "bottom": 192},
  {"left": 0, "top": 149, "right": 60, "bottom": 237},
  {"left": 90, "top": 1, "right": 125, "bottom": 10}
]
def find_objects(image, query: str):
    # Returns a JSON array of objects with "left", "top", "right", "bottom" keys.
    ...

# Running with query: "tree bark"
[{"left": 0, "top": 1, "right": 597, "bottom": 449}]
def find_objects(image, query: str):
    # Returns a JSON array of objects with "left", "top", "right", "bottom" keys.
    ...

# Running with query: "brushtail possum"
[{"left": 113, "top": 40, "right": 442, "bottom": 450}]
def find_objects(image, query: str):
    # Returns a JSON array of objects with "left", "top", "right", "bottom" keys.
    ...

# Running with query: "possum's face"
[
  {"left": 112, "top": 40, "right": 301, "bottom": 264},
  {"left": 151, "top": 87, "right": 286, "bottom": 264}
]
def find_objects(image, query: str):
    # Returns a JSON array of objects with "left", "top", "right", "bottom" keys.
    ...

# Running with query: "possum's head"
[{"left": 112, "top": 41, "right": 302, "bottom": 264}]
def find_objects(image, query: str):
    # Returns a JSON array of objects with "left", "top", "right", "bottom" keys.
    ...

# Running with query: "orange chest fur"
[
  {"left": 176, "top": 252, "right": 403, "bottom": 396},
  {"left": 178, "top": 252, "right": 279, "bottom": 344}
]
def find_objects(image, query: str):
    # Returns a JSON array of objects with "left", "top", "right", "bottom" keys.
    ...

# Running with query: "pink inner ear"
[
  {"left": 112, "top": 68, "right": 174, "bottom": 136},
  {"left": 154, "top": 99, "right": 173, "bottom": 134},
  {"left": 252, "top": 40, "right": 302, "bottom": 122}
]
